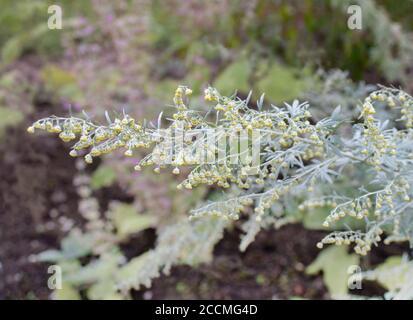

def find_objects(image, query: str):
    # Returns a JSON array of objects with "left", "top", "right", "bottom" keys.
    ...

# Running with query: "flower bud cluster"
[
  {"left": 298, "top": 198, "right": 338, "bottom": 212},
  {"left": 317, "top": 228, "right": 383, "bottom": 256},
  {"left": 358, "top": 88, "right": 413, "bottom": 169},
  {"left": 29, "top": 114, "right": 150, "bottom": 164},
  {"left": 370, "top": 88, "right": 413, "bottom": 127},
  {"left": 189, "top": 196, "right": 251, "bottom": 221}
]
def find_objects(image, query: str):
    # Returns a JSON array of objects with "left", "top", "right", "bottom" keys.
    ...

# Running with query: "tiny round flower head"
[
  {"left": 34, "top": 122, "right": 44, "bottom": 129},
  {"left": 27, "top": 126, "right": 35, "bottom": 134},
  {"left": 69, "top": 150, "right": 78, "bottom": 157},
  {"left": 134, "top": 165, "right": 142, "bottom": 171},
  {"left": 124, "top": 149, "right": 133, "bottom": 157},
  {"left": 154, "top": 167, "right": 160, "bottom": 174},
  {"left": 84, "top": 154, "right": 93, "bottom": 164},
  {"left": 172, "top": 167, "right": 180, "bottom": 175}
]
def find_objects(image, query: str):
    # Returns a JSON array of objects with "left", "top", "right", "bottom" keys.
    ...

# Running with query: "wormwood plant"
[{"left": 28, "top": 85, "right": 413, "bottom": 289}]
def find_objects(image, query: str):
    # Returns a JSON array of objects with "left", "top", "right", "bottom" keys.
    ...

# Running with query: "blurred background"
[{"left": 0, "top": 0, "right": 412, "bottom": 300}]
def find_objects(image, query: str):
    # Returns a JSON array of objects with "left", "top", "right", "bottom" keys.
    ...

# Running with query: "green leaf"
[
  {"left": 90, "top": 165, "right": 117, "bottom": 190},
  {"left": 64, "top": 251, "right": 123, "bottom": 286},
  {"left": 118, "top": 252, "right": 151, "bottom": 281},
  {"left": 59, "top": 260, "right": 82, "bottom": 274},
  {"left": 256, "top": 62, "right": 306, "bottom": 103},
  {"left": 40, "top": 64, "right": 77, "bottom": 90},
  {"left": 213, "top": 57, "right": 250, "bottom": 96},
  {"left": 0, "top": 106, "right": 24, "bottom": 133},
  {"left": 87, "top": 279, "right": 123, "bottom": 300},
  {"left": 40, "top": 64, "right": 84, "bottom": 102},
  {"left": 1, "top": 36, "right": 23, "bottom": 65},
  {"left": 149, "top": 78, "right": 181, "bottom": 102},
  {"left": 35, "top": 249, "right": 64, "bottom": 262},
  {"left": 52, "top": 283, "right": 81, "bottom": 300},
  {"left": 60, "top": 232, "right": 95, "bottom": 259},
  {"left": 306, "top": 246, "right": 359, "bottom": 297},
  {"left": 370, "top": 256, "right": 410, "bottom": 291},
  {"left": 110, "top": 203, "right": 156, "bottom": 237}
]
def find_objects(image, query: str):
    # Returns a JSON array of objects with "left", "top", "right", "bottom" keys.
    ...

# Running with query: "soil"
[
  {"left": 0, "top": 103, "right": 81, "bottom": 299},
  {"left": 137, "top": 225, "right": 329, "bottom": 300}
]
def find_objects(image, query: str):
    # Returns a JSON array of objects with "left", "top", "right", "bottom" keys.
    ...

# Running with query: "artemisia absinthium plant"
[{"left": 28, "top": 85, "right": 413, "bottom": 256}]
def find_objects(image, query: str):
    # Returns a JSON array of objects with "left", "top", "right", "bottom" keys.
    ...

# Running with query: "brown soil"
[
  {"left": 0, "top": 103, "right": 81, "bottom": 299},
  {"left": 136, "top": 225, "right": 329, "bottom": 300}
]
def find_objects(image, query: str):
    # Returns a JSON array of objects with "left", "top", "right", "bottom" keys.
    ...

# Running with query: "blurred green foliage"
[
  {"left": 90, "top": 165, "right": 117, "bottom": 190},
  {"left": 306, "top": 246, "right": 359, "bottom": 297},
  {"left": 0, "top": 0, "right": 93, "bottom": 65},
  {"left": 0, "top": 106, "right": 23, "bottom": 136},
  {"left": 40, "top": 64, "right": 84, "bottom": 102},
  {"left": 110, "top": 202, "right": 156, "bottom": 237}
]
